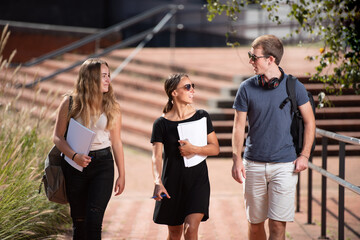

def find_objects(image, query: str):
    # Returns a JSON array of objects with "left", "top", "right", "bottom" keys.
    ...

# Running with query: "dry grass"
[{"left": 0, "top": 24, "right": 70, "bottom": 240}]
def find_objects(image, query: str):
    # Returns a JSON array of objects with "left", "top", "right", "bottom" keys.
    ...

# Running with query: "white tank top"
[{"left": 76, "top": 113, "right": 111, "bottom": 151}]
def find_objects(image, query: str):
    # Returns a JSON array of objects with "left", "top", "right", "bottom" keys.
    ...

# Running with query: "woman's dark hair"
[{"left": 162, "top": 73, "right": 188, "bottom": 113}]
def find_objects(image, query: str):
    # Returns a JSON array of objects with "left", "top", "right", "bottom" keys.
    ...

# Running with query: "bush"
[{"left": 0, "top": 25, "right": 71, "bottom": 240}]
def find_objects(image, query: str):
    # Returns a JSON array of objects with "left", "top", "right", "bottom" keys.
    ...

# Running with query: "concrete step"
[
  {"left": 316, "top": 119, "right": 360, "bottom": 131},
  {"left": 122, "top": 115, "right": 152, "bottom": 137},
  {"left": 213, "top": 119, "right": 360, "bottom": 133},
  {"left": 305, "top": 83, "right": 357, "bottom": 95},
  {"left": 112, "top": 74, "right": 219, "bottom": 106},
  {"left": 216, "top": 131, "right": 360, "bottom": 145},
  {"left": 0, "top": 87, "right": 62, "bottom": 121},
  {"left": 209, "top": 107, "right": 360, "bottom": 120},
  {"left": 216, "top": 144, "right": 360, "bottom": 158},
  {"left": 107, "top": 60, "right": 234, "bottom": 95},
  {"left": 108, "top": 49, "right": 234, "bottom": 82},
  {"left": 211, "top": 94, "right": 360, "bottom": 109},
  {"left": 118, "top": 100, "right": 160, "bottom": 122},
  {"left": 61, "top": 52, "right": 233, "bottom": 94},
  {"left": 216, "top": 132, "right": 360, "bottom": 147},
  {"left": 121, "top": 130, "right": 152, "bottom": 153},
  {"left": 316, "top": 107, "right": 360, "bottom": 119}
]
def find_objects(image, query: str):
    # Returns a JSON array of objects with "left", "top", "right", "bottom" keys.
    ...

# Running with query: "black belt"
[{"left": 88, "top": 147, "right": 111, "bottom": 158}]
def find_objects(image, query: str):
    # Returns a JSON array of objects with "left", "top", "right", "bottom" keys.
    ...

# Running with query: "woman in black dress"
[{"left": 151, "top": 73, "right": 219, "bottom": 239}]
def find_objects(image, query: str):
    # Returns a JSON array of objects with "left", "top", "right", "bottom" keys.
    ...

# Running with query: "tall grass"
[{"left": 0, "top": 25, "right": 70, "bottom": 239}]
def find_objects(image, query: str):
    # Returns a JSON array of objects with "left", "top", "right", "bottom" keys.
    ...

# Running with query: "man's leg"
[
  {"left": 248, "top": 221, "right": 266, "bottom": 240},
  {"left": 269, "top": 219, "right": 286, "bottom": 240},
  {"left": 267, "top": 161, "right": 298, "bottom": 240}
]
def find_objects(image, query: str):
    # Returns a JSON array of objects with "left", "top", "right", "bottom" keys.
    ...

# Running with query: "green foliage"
[
  {"left": 0, "top": 25, "right": 70, "bottom": 240},
  {"left": 205, "top": 0, "right": 360, "bottom": 94},
  {"left": 0, "top": 111, "right": 70, "bottom": 240}
]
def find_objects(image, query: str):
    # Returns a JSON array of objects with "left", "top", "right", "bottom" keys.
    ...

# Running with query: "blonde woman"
[
  {"left": 151, "top": 73, "right": 219, "bottom": 240},
  {"left": 53, "top": 58, "right": 125, "bottom": 239}
]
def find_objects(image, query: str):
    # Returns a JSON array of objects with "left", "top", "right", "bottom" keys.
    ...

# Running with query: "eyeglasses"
[
  {"left": 177, "top": 83, "right": 195, "bottom": 91},
  {"left": 248, "top": 51, "right": 269, "bottom": 62}
]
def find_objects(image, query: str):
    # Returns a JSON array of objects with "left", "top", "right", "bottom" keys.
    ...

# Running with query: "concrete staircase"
[
  {"left": 2, "top": 49, "right": 360, "bottom": 157},
  {"left": 1, "top": 50, "right": 235, "bottom": 154},
  {"left": 210, "top": 76, "right": 360, "bottom": 157}
]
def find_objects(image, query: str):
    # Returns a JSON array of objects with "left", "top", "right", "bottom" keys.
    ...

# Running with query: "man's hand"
[
  {"left": 232, "top": 159, "right": 246, "bottom": 184},
  {"left": 294, "top": 155, "right": 309, "bottom": 173}
]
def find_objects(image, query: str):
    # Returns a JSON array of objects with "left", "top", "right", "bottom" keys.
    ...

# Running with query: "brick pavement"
[{"left": 97, "top": 147, "right": 360, "bottom": 240}]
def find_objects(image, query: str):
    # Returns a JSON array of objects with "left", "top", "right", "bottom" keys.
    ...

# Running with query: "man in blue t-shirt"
[{"left": 232, "top": 35, "right": 316, "bottom": 240}]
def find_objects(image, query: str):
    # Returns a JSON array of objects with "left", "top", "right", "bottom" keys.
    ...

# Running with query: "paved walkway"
[{"left": 96, "top": 147, "right": 360, "bottom": 240}]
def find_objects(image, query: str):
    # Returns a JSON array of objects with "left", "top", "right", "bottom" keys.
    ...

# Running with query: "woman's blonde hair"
[{"left": 68, "top": 58, "right": 120, "bottom": 129}]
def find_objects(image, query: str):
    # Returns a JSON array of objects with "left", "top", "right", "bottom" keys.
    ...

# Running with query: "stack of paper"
[
  {"left": 177, "top": 117, "right": 207, "bottom": 167},
  {"left": 64, "top": 118, "right": 96, "bottom": 172}
]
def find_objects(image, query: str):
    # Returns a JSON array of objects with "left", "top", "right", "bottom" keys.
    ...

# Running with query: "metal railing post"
[
  {"left": 296, "top": 172, "right": 300, "bottom": 212},
  {"left": 307, "top": 150, "right": 313, "bottom": 224},
  {"left": 338, "top": 142, "right": 346, "bottom": 240},
  {"left": 320, "top": 137, "right": 328, "bottom": 239}
]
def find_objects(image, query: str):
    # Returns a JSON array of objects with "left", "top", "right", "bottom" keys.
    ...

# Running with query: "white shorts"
[{"left": 243, "top": 159, "right": 298, "bottom": 224}]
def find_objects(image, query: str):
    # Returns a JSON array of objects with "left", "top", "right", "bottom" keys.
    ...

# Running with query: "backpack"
[
  {"left": 279, "top": 75, "right": 316, "bottom": 155},
  {"left": 42, "top": 145, "right": 68, "bottom": 204},
  {"left": 40, "top": 96, "right": 72, "bottom": 204}
]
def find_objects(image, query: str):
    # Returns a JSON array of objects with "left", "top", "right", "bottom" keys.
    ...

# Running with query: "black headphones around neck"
[{"left": 258, "top": 67, "right": 284, "bottom": 89}]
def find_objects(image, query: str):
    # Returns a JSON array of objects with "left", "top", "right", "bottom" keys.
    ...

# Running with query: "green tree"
[{"left": 206, "top": 0, "right": 360, "bottom": 94}]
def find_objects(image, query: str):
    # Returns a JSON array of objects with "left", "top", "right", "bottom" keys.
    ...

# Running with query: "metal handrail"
[
  {"left": 19, "top": 28, "right": 160, "bottom": 88},
  {"left": 111, "top": 6, "right": 180, "bottom": 79},
  {"left": 303, "top": 127, "right": 360, "bottom": 240},
  {"left": 12, "top": 4, "right": 182, "bottom": 68},
  {"left": 308, "top": 162, "right": 360, "bottom": 195},
  {"left": 15, "top": 4, "right": 183, "bottom": 88},
  {"left": 316, "top": 128, "right": 360, "bottom": 145}
]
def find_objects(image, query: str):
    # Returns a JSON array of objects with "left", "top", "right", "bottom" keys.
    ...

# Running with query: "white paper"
[
  {"left": 177, "top": 117, "right": 207, "bottom": 167},
  {"left": 64, "top": 118, "right": 96, "bottom": 172}
]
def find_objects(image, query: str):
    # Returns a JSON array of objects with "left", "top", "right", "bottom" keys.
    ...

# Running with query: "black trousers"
[{"left": 62, "top": 147, "right": 114, "bottom": 240}]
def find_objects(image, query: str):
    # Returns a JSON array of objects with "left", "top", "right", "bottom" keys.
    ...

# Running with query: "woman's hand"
[
  {"left": 114, "top": 175, "right": 125, "bottom": 196},
  {"left": 152, "top": 184, "right": 170, "bottom": 201},
  {"left": 73, "top": 154, "right": 92, "bottom": 168},
  {"left": 178, "top": 139, "right": 195, "bottom": 158},
  {"left": 178, "top": 131, "right": 220, "bottom": 157}
]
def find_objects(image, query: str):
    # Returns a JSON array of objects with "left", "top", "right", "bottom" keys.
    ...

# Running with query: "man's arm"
[
  {"left": 231, "top": 110, "right": 247, "bottom": 183},
  {"left": 294, "top": 101, "right": 316, "bottom": 172}
]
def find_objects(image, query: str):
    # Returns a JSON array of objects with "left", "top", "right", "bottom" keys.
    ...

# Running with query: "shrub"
[{"left": 0, "top": 25, "right": 70, "bottom": 240}]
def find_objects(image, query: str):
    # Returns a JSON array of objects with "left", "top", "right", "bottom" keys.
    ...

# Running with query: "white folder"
[
  {"left": 177, "top": 117, "right": 207, "bottom": 167},
  {"left": 64, "top": 118, "right": 96, "bottom": 172}
]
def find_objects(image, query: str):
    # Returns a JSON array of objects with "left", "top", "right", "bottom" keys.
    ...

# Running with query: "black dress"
[{"left": 150, "top": 109, "right": 214, "bottom": 226}]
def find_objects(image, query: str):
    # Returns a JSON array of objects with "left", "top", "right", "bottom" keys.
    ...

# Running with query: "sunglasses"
[
  {"left": 178, "top": 83, "right": 195, "bottom": 91},
  {"left": 248, "top": 51, "right": 269, "bottom": 62}
]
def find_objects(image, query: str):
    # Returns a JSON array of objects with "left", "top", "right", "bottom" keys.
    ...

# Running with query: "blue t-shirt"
[{"left": 233, "top": 74, "right": 309, "bottom": 163}]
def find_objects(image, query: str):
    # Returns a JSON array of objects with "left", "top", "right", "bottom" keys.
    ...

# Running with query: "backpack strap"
[
  {"left": 64, "top": 96, "right": 73, "bottom": 139},
  {"left": 69, "top": 95, "right": 73, "bottom": 112},
  {"left": 279, "top": 74, "right": 298, "bottom": 113}
]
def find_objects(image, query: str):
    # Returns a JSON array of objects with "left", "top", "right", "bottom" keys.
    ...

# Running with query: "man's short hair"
[{"left": 252, "top": 35, "right": 284, "bottom": 65}]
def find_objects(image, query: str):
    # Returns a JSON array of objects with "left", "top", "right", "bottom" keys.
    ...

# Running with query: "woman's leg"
[
  {"left": 86, "top": 149, "right": 114, "bottom": 240},
  {"left": 168, "top": 225, "right": 183, "bottom": 240},
  {"left": 183, "top": 213, "right": 204, "bottom": 240},
  {"left": 62, "top": 160, "right": 88, "bottom": 240}
]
